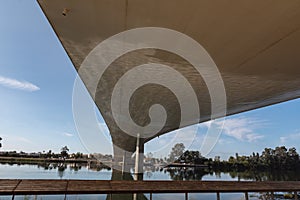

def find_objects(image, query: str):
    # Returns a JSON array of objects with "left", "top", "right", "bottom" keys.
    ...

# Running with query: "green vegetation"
[
  {"left": 164, "top": 144, "right": 300, "bottom": 183},
  {"left": 0, "top": 145, "right": 88, "bottom": 160},
  {"left": 169, "top": 143, "right": 300, "bottom": 171},
  {"left": 176, "top": 150, "right": 207, "bottom": 165},
  {"left": 0, "top": 146, "right": 111, "bottom": 169},
  {"left": 60, "top": 146, "right": 69, "bottom": 160},
  {"left": 169, "top": 143, "right": 185, "bottom": 162},
  {"left": 212, "top": 146, "right": 300, "bottom": 171}
]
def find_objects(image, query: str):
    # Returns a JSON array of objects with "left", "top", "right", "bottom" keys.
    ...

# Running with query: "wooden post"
[
  {"left": 185, "top": 192, "right": 188, "bottom": 200},
  {"left": 245, "top": 192, "right": 249, "bottom": 200},
  {"left": 295, "top": 191, "right": 298, "bottom": 200},
  {"left": 216, "top": 192, "right": 220, "bottom": 200},
  {"left": 270, "top": 192, "right": 274, "bottom": 200},
  {"left": 150, "top": 193, "right": 153, "bottom": 200}
]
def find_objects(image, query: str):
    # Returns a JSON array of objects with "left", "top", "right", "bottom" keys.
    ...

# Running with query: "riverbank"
[
  {"left": 0, "top": 156, "right": 109, "bottom": 166},
  {"left": 165, "top": 163, "right": 208, "bottom": 168}
]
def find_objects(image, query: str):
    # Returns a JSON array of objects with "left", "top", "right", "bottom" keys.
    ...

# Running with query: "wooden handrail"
[{"left": 0, "top": 180, "right": 299, "bottom": 196}]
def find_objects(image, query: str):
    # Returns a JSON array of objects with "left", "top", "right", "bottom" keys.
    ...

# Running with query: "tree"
[
  {"left": 169, "top": 143, "right": 185, "bottom": 162},
  {"left": 60, "top": 146, "right": 69, "bottom": 160},
  {"left": 235, "top": 153, "right": 239, "bottom": 161},
  {"left": 228, "top": 156, "right": 235, "bottom": 163},
  {"left": 178, "top": 150, "right": 203, "bottom": 164},
  {"left": 74, "top": 152, "right": 83, "bottom": 159},
  {"left": 261, "top": 148, "right": 271, "bottom": 164},
  {"left": 46, "top": 150, "right": 52, "bottom": 158},
  {"left": 288, "top": 147, "right": 299, "bottom": 159},
  {"left": 287, "top": 147, "right": 299, "bottom": 168}
]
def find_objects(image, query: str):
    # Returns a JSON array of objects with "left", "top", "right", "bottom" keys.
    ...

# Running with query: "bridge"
[
  {"left": 14, "top": 1, "right": 299, "bottom": 199},
  {"left": 36, "top": 0, "right": 300, "bottom": 177}
]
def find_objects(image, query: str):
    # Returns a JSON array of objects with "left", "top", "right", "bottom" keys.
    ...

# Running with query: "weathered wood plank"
[
  {"left": 14, "top": 180, "right": 68, "bottom": 195},
  {"left": 0, "top": 180, "right": 20, "bottom": 195},
  {"left": 67, "top": 180, "right": 112, "bottom": 194}
]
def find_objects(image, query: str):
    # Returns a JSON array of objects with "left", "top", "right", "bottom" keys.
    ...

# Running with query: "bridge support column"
[
  {"left": 122, "top": 150, "right": 133, "bottom": 175},
  {"left": 134, "top": 133, "right": 144, "bottom": 181}
]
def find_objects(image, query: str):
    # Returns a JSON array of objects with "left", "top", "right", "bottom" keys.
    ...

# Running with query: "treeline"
[
  {"left": 0, "top": 147, "right": 112, "bottom": 162},
  {"left": 174, "top": 145, "right": 300, "bottom": 171},
  {"left": 213, "top": 146, "right": 300, "bottom": 171},
  {"left": 0, "top": 149, "right": 85, "bottom": 159}
]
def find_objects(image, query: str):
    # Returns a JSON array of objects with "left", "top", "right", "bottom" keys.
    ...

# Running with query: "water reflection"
[
  {"left": 2, "top": 161, "right": 300, "bottom": 182},
  {"left": 35, "top": 162, "right": 110, "bottom": 171},
  {"left": 165, "top": 167, "right": 300, "bottom": 181},
  {"left": 166, "top": 167, "right": 210, "bottom": 180},
  {"left": 226, "top": 169, "right": 300, "bottom": 181}
]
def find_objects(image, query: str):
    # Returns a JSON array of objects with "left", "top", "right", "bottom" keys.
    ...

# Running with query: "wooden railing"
[{"left": 0, "top": 180, "right": 300, "bottom": 200}]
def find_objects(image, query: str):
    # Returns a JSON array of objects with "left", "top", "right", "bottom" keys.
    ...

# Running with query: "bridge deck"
[{"left": 0, "top": 180, "right": 300, "bottom": 196}]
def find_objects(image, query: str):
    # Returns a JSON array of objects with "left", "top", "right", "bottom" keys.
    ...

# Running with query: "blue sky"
[{"left": 0, "top": 0, "right": 299, "bottom": 160}]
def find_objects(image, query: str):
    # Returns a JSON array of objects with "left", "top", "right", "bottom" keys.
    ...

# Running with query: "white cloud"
[
  {"left": 0, "top": 75, "right": 40, "bottom": 92},
  {"left": 280, "top": 132, "right": 300, "bottom": 144},
  {"left": 218, "top": 138, "right": 233, "bottom": 145},
  {"left": 213, "top": 117, "right": 265, "bottom": 142},
  {"left": 62, "top": 132, "right": 74, "bottom": 137},
  {"left": 146, "top": 117, "right": 265, "bottom": 157},
  {"left": 145, "top": 116, "right": 266, "bottom": 158}
]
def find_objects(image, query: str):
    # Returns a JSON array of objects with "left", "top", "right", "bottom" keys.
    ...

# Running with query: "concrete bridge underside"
[{"left": 38, "top": 0, "right": 300, "bottom": 175}]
